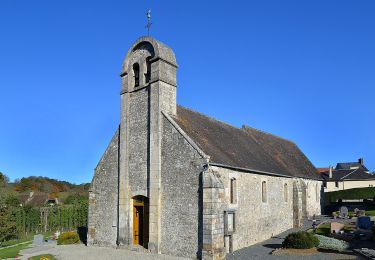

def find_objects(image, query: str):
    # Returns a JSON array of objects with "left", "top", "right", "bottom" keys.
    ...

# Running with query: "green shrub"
[
  {"left": 57, "top": 231, "right": 80, "bottom": 245},
  {"left": 325, "top": 187, "right": 375, "bottom": 203},
  {"left": 282, "top": 231, "right": 319, "bottom": 249},
  {"left": 315, "top": 234, "right": 349, "bottom": 252},
  {"left": 64, "top": 194, "right": 88, "bottom": 205}
]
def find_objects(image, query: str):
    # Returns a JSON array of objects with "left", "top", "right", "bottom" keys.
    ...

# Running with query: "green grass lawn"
[
  {"left": 364, "top": 209, "right": 375, "bottom": 216},
  {"left": 0, "top": 231, "right": 53, "bottom": 248},
  {"left": 0, "top": 237, "right": 32, "bottom": 248},
  {"left": 313, "top": 221, "right": 359, "bottom": 237},
  {"left": 346, "top": 210, "right": 375, "bottom": 217},
  {"left": 314, "top": 223, "right": 331, "bottom": 235},
  {"left": 28, "top": 254, "right": 56, "bottom": 260},
  {"left": 0, "top": 241, "right": 32, "bottom": 259}
]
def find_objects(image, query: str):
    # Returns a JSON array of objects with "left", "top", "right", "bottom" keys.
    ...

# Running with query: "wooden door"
[
  {"left": 133, "top": 199, "right": 144, "bottom": 245},
  {"left": 132, "top": 196, "right": 149, "bottom": 247},
  {"left": 133, "top": 205, "right": 140, "bottom": 245}
]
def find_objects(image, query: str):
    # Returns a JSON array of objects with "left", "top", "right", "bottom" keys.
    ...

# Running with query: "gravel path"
[{"left": 19, "top": 244, "right": 189, "bottom": 260}]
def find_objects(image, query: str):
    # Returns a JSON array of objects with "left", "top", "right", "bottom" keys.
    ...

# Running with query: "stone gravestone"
[
  {"left": 33, "top": 234, "right": 44, "bottom": 245},
  {"left": 330, "top": 222, "right": 345, "bottom": 234},
  {"left": 357, "top": 216, "right": 372, "bottom": 230},
  {"left": 339, "top": 206, "right": 348, "bottom": 218}
]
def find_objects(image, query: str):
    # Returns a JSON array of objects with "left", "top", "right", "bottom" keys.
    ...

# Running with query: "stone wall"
[
  {"left": 211, "top": 166, "right": 322, "bottom": 252},
  {"left": 202, "top": 169, "right": 225, "bottom": 260},
  {"left": 128, "top": 88, "right": 149, "bottom": 197},
  {"left": 88, "top": 128, "right": 119, "bottom": 247},
  {"left": 304, "top": 179, "right": 323, "bottom": 218},
  {"left": 160, "top": 115, "right": 205, "bottom": 258}
]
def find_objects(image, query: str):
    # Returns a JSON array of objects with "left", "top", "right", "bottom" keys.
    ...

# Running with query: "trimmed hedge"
[
  {"left": 282, "top": 231, "right": 319, "bottom": 249},
  {"left": 57, "top": 231, "right": 80, "bottom": 245},
  {"left": 325, "top": 187, "right": 375, "bottom": 203}
]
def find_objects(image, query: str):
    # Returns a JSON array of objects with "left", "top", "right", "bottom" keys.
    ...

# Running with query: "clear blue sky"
[{"left": 0, "top": 1, "right": 374, "bottom": 184}]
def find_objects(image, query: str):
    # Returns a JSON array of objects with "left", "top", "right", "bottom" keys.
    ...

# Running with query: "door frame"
[{"left": 132, "top": 196, "right": 149, "bottom": 248}]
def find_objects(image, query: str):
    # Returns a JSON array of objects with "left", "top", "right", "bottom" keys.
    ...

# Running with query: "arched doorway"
[{"left": 132, "top": 196, "right": 149, "bottom": 248}]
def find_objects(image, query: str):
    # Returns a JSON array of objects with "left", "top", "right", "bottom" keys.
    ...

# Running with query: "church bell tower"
[{"left": 117, "top": 36, "right": 178, "bottom": 252}]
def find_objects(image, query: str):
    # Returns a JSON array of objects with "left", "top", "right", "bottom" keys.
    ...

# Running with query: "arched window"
[
  {"left": 284, "top": 183, "right": 288, "bottom": 202},
  {"left": 262, "top": 181, "right": 267, "bottom": 203},
  {"left": 230, "top": 178, "right": 237, "bottom": 204},
  {"left": 133, "top": 63, "right": 140, "bottom": 87}
]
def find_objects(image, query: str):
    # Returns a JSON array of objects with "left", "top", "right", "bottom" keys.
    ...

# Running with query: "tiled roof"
[
  {"left": 173, "top": 105, "right": 321, "bottom": 180},
  {"left": 336, "top": 162, "right": 369, "bottom": 171},
  {"left": 317, "top": 167, "right": 329, "bottom": 173},
  {"left": 321, "top": 168, "right": 375, "bottom": 181}
]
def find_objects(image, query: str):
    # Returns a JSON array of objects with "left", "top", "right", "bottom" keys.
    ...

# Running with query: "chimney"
[
  {"left": 329, "top": 166, "right": 333, "bottom": 179},
  {"left": 358, "top": 158, "right": 364, "bottom": 165}
]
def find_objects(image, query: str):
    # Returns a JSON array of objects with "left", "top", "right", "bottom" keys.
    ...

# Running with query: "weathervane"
[{"left": 146, "top": 9, "right": 152, "bottom": 36}]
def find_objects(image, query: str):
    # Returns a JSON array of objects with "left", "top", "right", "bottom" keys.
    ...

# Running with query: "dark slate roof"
[
  {"left": 336, "top": 162, "right": 369, "bottom": 171},
  {"left": 173, "top": 105, "right": 321, "bottom": 180},
  {"left": 321, "top": 168, "right": 375, "bottom": 181}
]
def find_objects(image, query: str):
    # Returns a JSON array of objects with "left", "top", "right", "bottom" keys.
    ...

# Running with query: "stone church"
[{"left": 88, "top": 36, "right": 322, "bottom": 259}]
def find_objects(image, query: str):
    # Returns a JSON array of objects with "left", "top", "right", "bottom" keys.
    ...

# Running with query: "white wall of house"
[{"left": 325, "top": 180, "right": 375, "bottom": 192}]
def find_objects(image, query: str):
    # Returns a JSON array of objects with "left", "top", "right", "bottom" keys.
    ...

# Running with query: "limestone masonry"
[{"left": 88, "top": 36, "right": 322, "bottom": 259}]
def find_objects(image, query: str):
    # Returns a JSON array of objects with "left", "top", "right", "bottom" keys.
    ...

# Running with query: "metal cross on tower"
[{"left": 146, "top": 9, "right": 152, "bottom": 36}]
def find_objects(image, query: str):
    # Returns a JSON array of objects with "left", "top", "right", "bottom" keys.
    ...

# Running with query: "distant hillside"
[
  {"left": 1, "top": 173, "right": 90, "bottom": 206},
  {"left": 11, "top": 176, "right": 90, "bottom": 194}
]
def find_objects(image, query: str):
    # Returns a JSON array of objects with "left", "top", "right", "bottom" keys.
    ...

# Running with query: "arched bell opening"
[
  {"left": 133, "top": 63, "right": 140, "bottom": 87},
  {"left": 132, "top": 195, "right": 149, "bottom": 248}
]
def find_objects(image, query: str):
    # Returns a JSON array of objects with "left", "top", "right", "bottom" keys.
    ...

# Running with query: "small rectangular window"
[
  {"left": 335, "top": 181, "right": 339, "bottom": 188},
  {"left": 230, "top": 178, "right": 237, "bottom": 204},
  {"left": 262, "top": 181, "right": 267, "bottom": 203},
  {"left": 284, "top": 183, "right": 288, "bottom": 202}
]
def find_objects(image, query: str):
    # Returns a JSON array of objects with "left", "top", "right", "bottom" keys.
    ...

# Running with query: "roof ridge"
[{"left": 337, "top": 161, "right": 359, "bottom": 164}]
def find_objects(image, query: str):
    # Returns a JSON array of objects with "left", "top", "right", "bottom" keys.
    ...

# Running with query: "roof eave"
[{"left": 209, "top": 162, "right": 323, "bottom": 181}]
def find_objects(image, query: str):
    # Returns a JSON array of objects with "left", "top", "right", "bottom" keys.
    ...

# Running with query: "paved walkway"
[
  {"left": 18, "top": 216, "right": 365, "bottom": 260},
  {"left": 19, "top": 244, "right": 189, "bottom": 260},
  {"left": 227, "top": 216, "right": 360, "bottom": 260}
]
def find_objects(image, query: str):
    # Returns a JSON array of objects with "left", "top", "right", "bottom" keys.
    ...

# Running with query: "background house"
[{"left": 318, "top": 158, "right": 375, "bottom": 192}]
